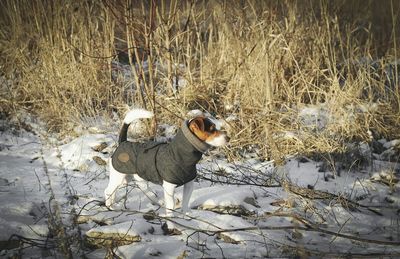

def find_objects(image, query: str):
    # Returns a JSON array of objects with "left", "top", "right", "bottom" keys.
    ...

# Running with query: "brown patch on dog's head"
[{"left": 188, "top": 117, "right": 228, "bottom": 147}]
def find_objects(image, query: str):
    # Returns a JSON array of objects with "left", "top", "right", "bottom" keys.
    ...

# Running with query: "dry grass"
[
  {"left": 1, "top": 0, "right": 399, "bottom": 160},
  {"left": 0, "top": 0, "right": 119, "bottom": 131}
]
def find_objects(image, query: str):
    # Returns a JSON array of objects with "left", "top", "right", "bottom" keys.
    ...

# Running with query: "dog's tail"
[{"left": 118, "top": 109, "right": 154, "bottom": 144}]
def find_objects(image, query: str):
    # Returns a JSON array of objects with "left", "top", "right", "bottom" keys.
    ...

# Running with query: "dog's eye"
[
  {"left": 203, "top": 118, "right": 217, "bottom": 132},
  {"left": 209, "top": 124, "right": 219, "bottom": 133}
]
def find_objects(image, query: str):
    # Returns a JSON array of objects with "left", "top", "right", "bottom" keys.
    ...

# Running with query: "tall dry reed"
[
  {"left": 0, "top": 0, "right": 399, "bottom": 160},
  {"left": 0, "top": 0, "right": 118, "bottom": 131}
]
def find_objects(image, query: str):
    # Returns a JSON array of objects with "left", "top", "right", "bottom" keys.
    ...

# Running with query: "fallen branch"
[
  {"left": 198, "top": 164, "right": 280, "bottom": 188},
  {"left": 100, "top": 206, "right": 400, "bottom": 247},
  {"left": 281, "top": 180, "right": 384, "bottom": 216}
]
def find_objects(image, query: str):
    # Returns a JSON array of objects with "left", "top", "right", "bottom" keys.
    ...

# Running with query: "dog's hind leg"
[{"left": 104, "top": 163, "right": 127, "bottom": 208}]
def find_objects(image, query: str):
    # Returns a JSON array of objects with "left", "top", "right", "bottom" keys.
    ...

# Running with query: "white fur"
[
  {"left": 104, "top": 162, "right": 128, "bottom": 207},
  {"left": 206, "top": 134, "right": 227, "bottom": 147},
  {"left": 123, "top": 108, "right": 153, "bottom": 124}
]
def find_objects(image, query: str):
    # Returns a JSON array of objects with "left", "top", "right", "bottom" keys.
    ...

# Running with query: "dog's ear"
[
  {"left": 189, "top": 117, "right": 209, "bottom": 141},
  {"left": 189, "top": 117, "right": 205, "bottom": 132}
]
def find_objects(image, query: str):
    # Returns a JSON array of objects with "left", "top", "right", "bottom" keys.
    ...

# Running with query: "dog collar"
[{"left": 181, "top": 120, "right": 210, "bottom": 153}]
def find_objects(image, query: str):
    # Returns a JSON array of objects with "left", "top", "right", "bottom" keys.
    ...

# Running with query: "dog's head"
[{"left": 188, "top": 116, "right": 229, "bottom": 147}]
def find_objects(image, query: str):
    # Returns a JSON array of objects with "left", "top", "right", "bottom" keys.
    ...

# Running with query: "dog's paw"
[
  {"left": 104, "top": 200, "right": 113, "bottom": 208},
  {"left": 104, "top": 201, "right": 125, "bottom": 211},
  {"left": 105, "top": 204, "right": 116, "bottom": 210},
  {"left": 100, "top": 200, "right": 115, "bottom": 210}
]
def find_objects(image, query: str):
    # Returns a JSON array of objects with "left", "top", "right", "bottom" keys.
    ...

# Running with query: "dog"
[{"left": 104, "top": 109, "right": 228, "bottom": 220}]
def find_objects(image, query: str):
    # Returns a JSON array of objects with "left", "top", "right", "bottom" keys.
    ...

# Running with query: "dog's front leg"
[
  {"left": 162, "top": 181, "right": 177, "bottom": 217},
  {"left": 182, "top": 180, "right": 194, "bottom": 216}
]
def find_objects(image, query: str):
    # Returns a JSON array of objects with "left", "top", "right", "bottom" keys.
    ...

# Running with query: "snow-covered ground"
[{"left": 0, "top": 115, "right": 399, "bottom": 258}]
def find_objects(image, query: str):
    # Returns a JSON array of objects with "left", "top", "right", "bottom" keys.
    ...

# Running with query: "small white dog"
[{"left": 104, "top": 109, "right": 228, "bottom": 220}]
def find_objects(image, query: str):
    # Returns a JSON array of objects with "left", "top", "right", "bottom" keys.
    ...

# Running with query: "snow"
[
  {"left": 86, "top": 220, "right": 145, "bottom": 237},
  {"left": 298, "top": 105, "right": 329, "bottom": 130},
  {"left": 0, "top": 115, "right": 399, "bottom": 258},
  {"left": 49, "top": 133, "right": 114, "bottom": 171},
  {"left": 190, "top": 185, "right": 256, "bottom": 208}
]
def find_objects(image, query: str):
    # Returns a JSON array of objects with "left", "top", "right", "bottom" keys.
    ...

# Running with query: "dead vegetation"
[{"left": 0, "top": 0, "right": 399, "bottom": 161}]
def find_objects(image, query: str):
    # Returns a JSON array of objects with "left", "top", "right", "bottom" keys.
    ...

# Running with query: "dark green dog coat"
[{"left": 111, "top": 121, "right": 210, "bottom": 186}]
